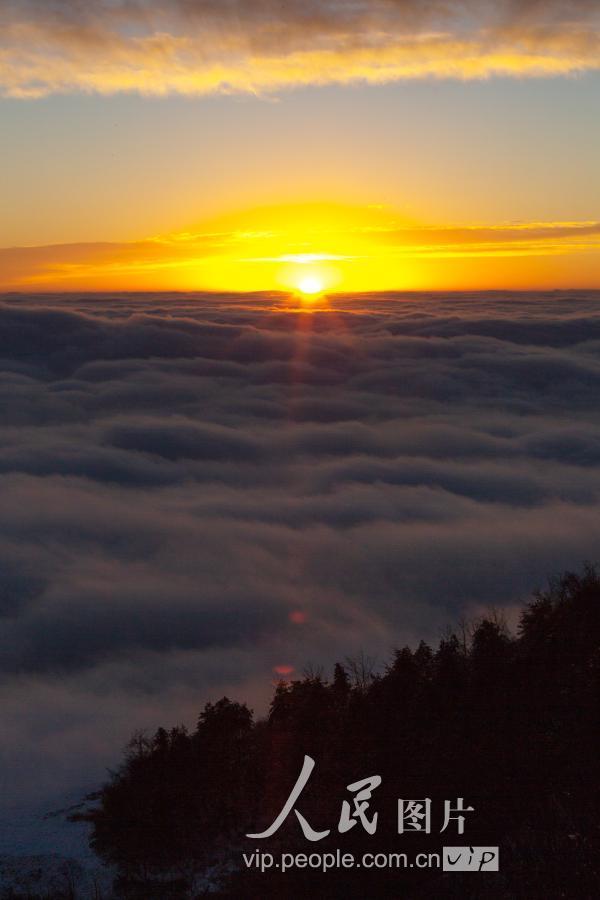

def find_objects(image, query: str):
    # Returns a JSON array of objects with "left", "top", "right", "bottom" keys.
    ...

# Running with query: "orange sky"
[
  {"left": 1, "top": 1, "right": 599, "bottom": 291},
  {"left": 2, "top": 204, "right": 600, "bottom": 293}
]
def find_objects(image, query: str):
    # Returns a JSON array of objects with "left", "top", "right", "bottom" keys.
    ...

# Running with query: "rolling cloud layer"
[
  {"left": 1, "top": 0, "right": 600, "bottom": 97},
  {"left": 2, "top": 291, "right": 600, "bottom": 808}
]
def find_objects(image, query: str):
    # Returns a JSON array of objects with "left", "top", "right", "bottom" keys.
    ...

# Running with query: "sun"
[{"left": 297, "top": 275, "right": 324, "bottom": 296}]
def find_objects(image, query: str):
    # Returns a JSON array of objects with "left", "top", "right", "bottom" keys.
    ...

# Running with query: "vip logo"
[{"left": 443, "top": 846, "right": 499, "bottom": 871}]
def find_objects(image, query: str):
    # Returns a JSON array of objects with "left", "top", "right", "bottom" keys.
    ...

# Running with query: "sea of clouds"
[{"left": 2, "top": 290, "right": 600, "bottom": 818}]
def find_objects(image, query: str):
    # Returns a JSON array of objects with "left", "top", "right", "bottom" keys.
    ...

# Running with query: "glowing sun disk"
[{"left": 297, "top": 275, "right": 324, "bottom": 295}]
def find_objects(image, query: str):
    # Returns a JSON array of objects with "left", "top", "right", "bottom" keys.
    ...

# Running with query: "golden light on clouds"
[
  {"left": 2, "top": 203, "right": 600, "bottom": 292},
  {"left": 1, "top": 1, "right": 600, "bottom": 98}
]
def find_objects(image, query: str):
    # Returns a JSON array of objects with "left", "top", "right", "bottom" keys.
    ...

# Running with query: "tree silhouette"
[{"left": 77, "top": 567, "right": 600, "bottom": 898}]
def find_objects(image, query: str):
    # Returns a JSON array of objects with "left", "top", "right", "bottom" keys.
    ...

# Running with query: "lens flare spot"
[
  {"left": 273, "top": 664, "right": 295, "bottom": 677},
  {"left": 289, "top": 610, "right": 307, "bottom": 624}
]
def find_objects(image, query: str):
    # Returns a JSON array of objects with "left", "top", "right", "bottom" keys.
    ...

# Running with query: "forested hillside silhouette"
[{"left": 77, "top": 567, "right": 599, "bottom": 899}]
